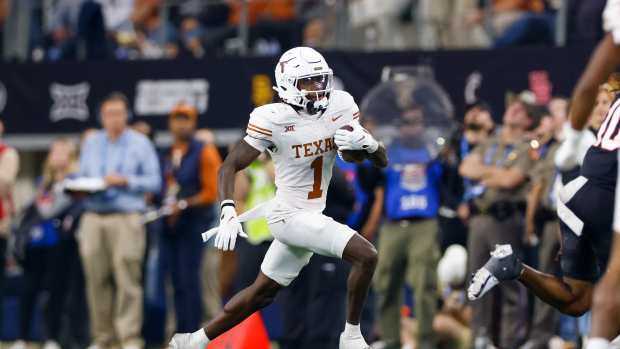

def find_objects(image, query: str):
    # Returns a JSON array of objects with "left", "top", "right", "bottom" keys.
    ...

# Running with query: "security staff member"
[
  {"left": 522, "top": 110, "right": 563, "bottom": 349},
  {"left": 160, "top": 103, "right": 222, "bottom": 333},
  {"left": 459, "top": 95, "right": 538, "bottom": 349},
  {"left": 373, "top": 108, "right": 442, "bottom": 349}
]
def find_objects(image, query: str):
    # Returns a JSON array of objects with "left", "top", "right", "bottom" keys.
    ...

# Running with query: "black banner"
[{"left": 0, "top": 45, "right": 594, "bottom": 135}]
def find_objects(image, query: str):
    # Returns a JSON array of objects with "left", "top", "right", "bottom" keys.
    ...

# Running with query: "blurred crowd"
[
  {"left": 0, "top": 0, "right": 613, "bottom": 62},
  {"left": 0, "top": 71, "right": 616, "bottom": 349}
]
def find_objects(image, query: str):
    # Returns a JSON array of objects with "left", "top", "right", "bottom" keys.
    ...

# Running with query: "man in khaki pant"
[
  {"left": 78, "top": 93, "right": 161, "bottom": 349},
  {"left": 371, "top": 110, "right": 443, "bottom": 349}
]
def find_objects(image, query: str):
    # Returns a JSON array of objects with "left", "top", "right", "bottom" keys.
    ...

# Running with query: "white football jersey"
[{"left": 244, "top": 90, "right": 360, "bottom": 222}]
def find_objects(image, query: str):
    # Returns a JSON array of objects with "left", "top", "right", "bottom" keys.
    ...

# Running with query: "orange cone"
[{"left": 207, "top": 312, "right": 270, "bottom": 349}]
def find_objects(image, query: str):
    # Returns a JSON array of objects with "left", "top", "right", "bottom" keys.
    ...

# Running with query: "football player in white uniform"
[{"left": 168, "top": 47, "right": 388, "bottom": 349}]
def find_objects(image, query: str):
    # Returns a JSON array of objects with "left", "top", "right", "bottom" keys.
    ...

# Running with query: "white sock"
[
  {"left": 190, "top": 329, "right": 210, "bottom": 345},
  {"left": 587, "top": 338, "right": 611, "bottom": 349},
  {"left": 343, "top": 322, "right": 362, "bottom": 338}
]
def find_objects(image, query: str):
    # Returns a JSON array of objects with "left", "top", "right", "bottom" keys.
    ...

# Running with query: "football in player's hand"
[{"left": 338, "top": 125, "right": 367, "bottom": 163}]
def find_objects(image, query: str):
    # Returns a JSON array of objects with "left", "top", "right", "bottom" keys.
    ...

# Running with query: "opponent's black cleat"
[{"left": 468, "top": 244, "right": 523, "bottom": 301}]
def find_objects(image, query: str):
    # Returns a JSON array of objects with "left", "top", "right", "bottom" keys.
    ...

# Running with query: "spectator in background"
[
  {"left": 44, "top": 0, "right": 106, "bottom": 60},
  {"left": 373, "top": 107, "right": 442, "bottom": 349},
  {"left": 159, "top": 103, "right": 221, "bottom": 333},
  {"left": 78, "top": 92, "right": 160, "bottom": 349},
  {"left": 0, "top": 0, "right": 7, "bottom": 56},
  {"left": 132, "top": 120, "right": 155, "bottom": 143},
  {"left": 96, "top": 0, "right": 134, "bottom": 32},
  {"left": 459, "top": 94, "right": 538, "bottom": 348},
  {"left": 566, "top": 0, "right": 606, "bottom": 44},
  {"left": 434, "top": 245, "right": 472, "bottom": 349},
  {"left": 439, "top": 102, "right": 495, "bottom": 251},
  {"left": 469, "top": 0, "right": 554, "bottom": 47},
  {"left": 132, "top": 0, "right": 178, "bottom": 59},
  {"left": 521, "top": 105, "right": 564, "bottom": 349},
  {"left": 11, "top": 139, "right": 84, "bottom": 349},
  {"left": 0, "top": 118, "right": 17, "bottom": 339}
]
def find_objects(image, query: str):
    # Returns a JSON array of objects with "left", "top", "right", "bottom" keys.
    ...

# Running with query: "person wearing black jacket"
[{"left": 11, "top": 138, "right": 88, "bottom": 349}]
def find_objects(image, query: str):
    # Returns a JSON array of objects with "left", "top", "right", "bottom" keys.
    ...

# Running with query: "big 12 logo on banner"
[{"left": 49, "top": 82, "right": 90, "bottom": 122}]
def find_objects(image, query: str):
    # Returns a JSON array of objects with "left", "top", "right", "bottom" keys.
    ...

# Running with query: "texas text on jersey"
[
  {"left": 582, "top": 94, "right": 620, "bottom": 191},
  {"left": 243, "top": 89, "right": 361, "bottom": 223}
]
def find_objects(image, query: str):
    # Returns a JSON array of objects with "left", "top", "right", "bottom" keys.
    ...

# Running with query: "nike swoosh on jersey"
[{"left": 331, "top": 114, "right": 343, "bottom": 121}]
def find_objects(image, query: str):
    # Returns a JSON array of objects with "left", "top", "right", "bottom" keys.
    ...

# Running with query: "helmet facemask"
[{"left": 280, "top": 71, "right": 333, "bottom": 115}]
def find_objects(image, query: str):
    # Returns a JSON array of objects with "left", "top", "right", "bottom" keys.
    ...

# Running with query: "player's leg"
[
  {"left": 270, "top": 211, "right": 376, "bottom": 348},
  {"left": 587, "top": 233, "right": 620, "bottom": 349},
  {"left": 469, "top": 178, "right": 600, "bottom": 316},
  {"left": 469, "top": 220, "right": 595, "bottom": 315},
  {"left": 341, "top": 233, "right": 378, "bottom": 325},
  {"left": 170, "top": 238, "right": 311, "bottom": 349},
  {"left": 205, "top": 272, "right": 282, "bottom": 337},
  {"left": 169, "top": 272, "right": 282, "bottom": 349}
]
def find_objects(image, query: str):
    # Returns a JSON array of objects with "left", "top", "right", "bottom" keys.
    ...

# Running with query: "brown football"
[{"left": 338, "top": 125, "right": 367, "bottom": 163}]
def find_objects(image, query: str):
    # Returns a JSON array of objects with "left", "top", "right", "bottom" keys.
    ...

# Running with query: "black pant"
[
  {"left": 559, "top": 179, "right": 614, "bottom": 281},
  {"left": 19, "top": 238, "right": 88, "bottom": 344},
  {"left": 161, "top": 211, "right": 214, "bottom": 333}
]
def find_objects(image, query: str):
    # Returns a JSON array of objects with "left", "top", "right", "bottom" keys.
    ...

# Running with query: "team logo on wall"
[
  {"left": 134, "top": 79, "right": 209, "bottom": 116},
  {"left": 49, "top": 82, "right": 90, "bottom": 122},
  {"left": 0, "top": 81, "right": 6, "bottom": 113}
]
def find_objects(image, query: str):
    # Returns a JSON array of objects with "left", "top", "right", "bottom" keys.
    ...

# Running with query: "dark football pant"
[{"left": 557, "top": 176, "right": 614, "bottom": 282}]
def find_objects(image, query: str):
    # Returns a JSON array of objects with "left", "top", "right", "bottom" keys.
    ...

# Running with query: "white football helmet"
[{"left": 274, "top": 47, "right": 334, "bottom": 115}]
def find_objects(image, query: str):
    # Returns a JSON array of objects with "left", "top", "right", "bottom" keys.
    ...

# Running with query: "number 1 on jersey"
[{"left": 308, "top": 156, "right": 323, "bottom": 199}]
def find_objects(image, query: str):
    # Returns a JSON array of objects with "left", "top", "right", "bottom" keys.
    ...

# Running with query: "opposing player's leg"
[
  {"left": 469, "top": 177, "right": 609, "bottom": 316},
  {"left": 587, "top": 233, "right": 620, "bottom": 349},
  {"left": 469, "top": 220, "right": 597, "bottom": 316},
  {"left": 170, "top": 239, "right": 312, "bottom": 349}
]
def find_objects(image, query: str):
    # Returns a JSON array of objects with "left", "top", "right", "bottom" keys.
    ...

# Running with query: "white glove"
[
  {"left": 169, "top": 329, "right": 209, "bottom": 349},
  {"left": 604, "top": 0, "right": 620, "bottom": 44},
  {"left": 334, "top": 123, "right": 379, "bottom": 153},
  {"left": 214, "top": 200, "right": 247, "bottom": 251},
  {"left": 554, "top": 123, "right": 596, "bottom": 170}
]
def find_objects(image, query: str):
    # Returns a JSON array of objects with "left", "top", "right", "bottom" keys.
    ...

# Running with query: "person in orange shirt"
[{"left": 160, "top": 103, "right": 222, "bottom": 333}]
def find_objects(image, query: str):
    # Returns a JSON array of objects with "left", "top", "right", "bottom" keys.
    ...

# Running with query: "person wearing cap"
[
  {"left": 78, "top": 92, "right": 161, "bottom": 349},
  {"left": 519, "top": 104, "right": 565, "bottom": 349},
  {"left": 160, "top": 102, "right": 222, "bottom": 334},
  {"left": 439, "top": 101, "right": 495, "bottom": 251},
  {"left": 459, "top": 93, "right": 539, "bottom": 348}
]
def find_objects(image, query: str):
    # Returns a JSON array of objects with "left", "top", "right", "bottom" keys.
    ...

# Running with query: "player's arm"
[
  {"left": 217, "top": 140, "right": 261, "bottom": 201},
  {"left": 335, "top": 118, "right": 388, "bottom": 168},
  {"left": 570, "top": 34, "right": 620, "bottom": 130}
]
